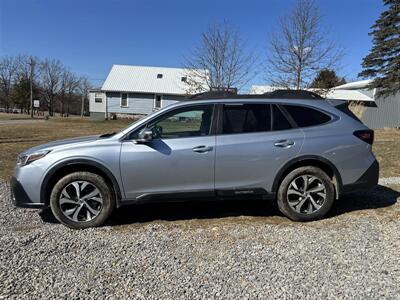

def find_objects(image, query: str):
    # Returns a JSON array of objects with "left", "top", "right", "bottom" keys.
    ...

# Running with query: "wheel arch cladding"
[
  {"left": 41, "top": 159, "right": 122, "bottom": 206},
  {"left": 272, "top": 156, "right": 343, "bottom": 199}
]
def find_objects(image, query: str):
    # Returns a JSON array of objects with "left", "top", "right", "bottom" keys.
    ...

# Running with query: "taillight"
[{"left": 353, "top": 130, "right": 374, "bottom": 145}]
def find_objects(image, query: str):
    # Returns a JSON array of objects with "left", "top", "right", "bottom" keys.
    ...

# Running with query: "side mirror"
[{"left": 135, "top": 128, "right": 153, "bottom": 143}]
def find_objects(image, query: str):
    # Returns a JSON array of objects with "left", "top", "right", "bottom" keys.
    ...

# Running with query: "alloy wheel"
[
  {"left": 59, "top": 180, "right": 103, "bottom": 222},
  {"left": 287, "top": 175, "right": 327, "bottom": 215}
]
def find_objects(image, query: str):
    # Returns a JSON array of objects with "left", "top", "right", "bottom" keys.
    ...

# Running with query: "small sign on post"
[{"left": 33, "top": 100, "right": 40, "bottom": 108}]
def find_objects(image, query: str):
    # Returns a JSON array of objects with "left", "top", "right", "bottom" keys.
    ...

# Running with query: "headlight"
[{"left": 17, "top": 150, "right": 52, "bottom": 166}]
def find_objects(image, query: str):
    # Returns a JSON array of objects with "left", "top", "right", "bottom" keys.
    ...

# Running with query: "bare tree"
[
  {"left": 59, "top": 70, "right": 79, "bottom": 117},
  {"left": 40, "top": 59, "right": 64, "bottom": 116},
  {"left": 184, "top": 22, "right": 256, "bottom": 93},
  {"left": 266, "top": 0, "right": 343, "bottom": 90},
  {"left": 77, "top": 76, "right": 91, "bottom": 117},
  {"left": 0, "top": 56, "right": 18, "bottom": 110}
]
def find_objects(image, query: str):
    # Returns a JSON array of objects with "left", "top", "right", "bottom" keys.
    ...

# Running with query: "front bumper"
[
  {"left": 10, "top": 177, "right": 46, "bottom": 209},
  {"left": 342, "top": 159, "right": 379, "bottom": 193}
]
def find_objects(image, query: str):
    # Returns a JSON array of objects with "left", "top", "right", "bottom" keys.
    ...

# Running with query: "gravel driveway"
[{"left": 0, "top": 179, "right": 399, "bottom": 299}]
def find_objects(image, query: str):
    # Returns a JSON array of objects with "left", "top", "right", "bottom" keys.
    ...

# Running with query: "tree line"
[
  {"left": 185, "top": 0, "right": 398, "bottom": 97},
  {"left": 2, "top": 0, "right": 396, "bottom": 115},
  {"left": 0, "top": 55, "right": 92, "bottom": 116}
]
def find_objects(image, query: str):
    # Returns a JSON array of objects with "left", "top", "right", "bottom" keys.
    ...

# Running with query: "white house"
[{"left": 89, "top": 65, "right": 207, "bottom": 119}]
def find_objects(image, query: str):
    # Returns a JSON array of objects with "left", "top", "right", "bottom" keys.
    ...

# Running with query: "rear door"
[{"left": 215, "top": 103, "right": 304, "bottom": 195}]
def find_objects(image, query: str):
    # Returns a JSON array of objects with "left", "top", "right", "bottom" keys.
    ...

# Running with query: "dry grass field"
[{"left": 0, "top": 113, "right": 399, "bottom": 179}]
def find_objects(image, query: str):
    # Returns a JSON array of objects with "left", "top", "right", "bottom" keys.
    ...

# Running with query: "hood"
[{"left": 25, "top": 135, "right": 101, "bottom": 154}]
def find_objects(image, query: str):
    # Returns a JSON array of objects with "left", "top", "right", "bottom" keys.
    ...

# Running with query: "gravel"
[
  {"left": 379, "top": 177, "right": 400, "bottom": 186},
  {"left": 0, "top": 179, "right": 399, "bottom": 299}
]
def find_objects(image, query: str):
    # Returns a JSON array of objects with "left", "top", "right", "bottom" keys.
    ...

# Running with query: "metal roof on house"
[
  {"left": 328, "top": 79, "right": 375, "bottom": 102},
  {"left": 333, "top": 79, "right": 373, "bottom": 90},
  {"left": 101, "top": 65, "right": 205, "bottom": 95},
  {"left": 325, "top": 89, "right": 374, "bottom": 102},
  {"left": 249, "top": 82, "right": 374, "bottom": 102}
]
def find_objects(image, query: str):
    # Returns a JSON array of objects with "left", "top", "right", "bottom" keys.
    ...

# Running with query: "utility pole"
[{"left": 28, "top": 57, "right": 35, "bottom": 118}]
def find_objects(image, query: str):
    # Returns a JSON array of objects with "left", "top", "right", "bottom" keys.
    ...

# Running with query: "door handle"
[
  {"left": 274, "top": 140, "right": 295, "bottom": 148},
  {"left": 192, "top": 145, "right": 213, "bottom": 153}
]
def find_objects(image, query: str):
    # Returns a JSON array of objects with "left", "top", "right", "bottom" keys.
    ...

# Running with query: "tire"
[
  {"left": 50, "top": 172, "right": 115, "bottom": 229},
  {"left": 277, "top": 166, "right": 334, "bottom": 222}
]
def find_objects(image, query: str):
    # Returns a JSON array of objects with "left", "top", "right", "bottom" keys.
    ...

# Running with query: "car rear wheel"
[
  {"left": 50, "top": 172, "right": 115, "bottom": 229},
  {"left": 277, "top": 166, "right": 334, "bottom": 221}
]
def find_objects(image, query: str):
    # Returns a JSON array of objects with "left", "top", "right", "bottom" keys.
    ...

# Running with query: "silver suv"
[{"left": 11, "top": 98, "right": 379, "bottom": 229}]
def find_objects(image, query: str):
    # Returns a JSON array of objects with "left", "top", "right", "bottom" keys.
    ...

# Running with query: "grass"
[
  {"left": 0, "top": 117, "right": 399, "bottom": 180},
  {"left": 373, "top": 128, "right": 400, "bottom": 178}
]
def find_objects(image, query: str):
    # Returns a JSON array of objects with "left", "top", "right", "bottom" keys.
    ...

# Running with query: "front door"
[{"left": 120, "top": 104, "right": 216, "bottom": 200}]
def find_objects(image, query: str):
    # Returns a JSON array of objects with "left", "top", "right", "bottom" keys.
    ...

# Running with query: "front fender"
[{"left": 40, "top": 158, "right": 123, "bottom": 206}]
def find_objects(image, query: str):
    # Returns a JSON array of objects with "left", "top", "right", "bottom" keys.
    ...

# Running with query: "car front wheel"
[
  {"left": 277, "top": 166, "right": 335, "bottom": 221},
  {"left": 50, "top": 172, "right": 115, "bottom": 229}
]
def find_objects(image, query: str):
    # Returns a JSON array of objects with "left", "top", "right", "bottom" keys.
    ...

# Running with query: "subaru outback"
[{"left": 11, "top": 98, "right": 379, "bottom": 229}]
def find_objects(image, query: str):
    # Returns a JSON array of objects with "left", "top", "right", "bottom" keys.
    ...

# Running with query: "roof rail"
[
  {"left": 262, "top": 89, "right": 323, "bottom": 99},
  {"left": 188, "top": 89, "right": 324, "bottom": 100}
]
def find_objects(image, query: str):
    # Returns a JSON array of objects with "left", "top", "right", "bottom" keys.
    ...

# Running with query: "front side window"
[
  {"left": 148, "top": 105, "right": 214, "bottom": 139},
  {"left": 282, "top": 105, "right": 331, "bottom": 127},
  {"left": 121, "top": 93, "right": 128, "bottom": 107},
  {"left": 223, "top": 104, "right": 271, "bottom": 134}
]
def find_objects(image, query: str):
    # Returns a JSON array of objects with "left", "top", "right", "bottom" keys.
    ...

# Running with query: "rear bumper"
[
  {"left": 10, "top": 177, "right": 46, "bottom": 209},
  {"left": 342, "top": 160, "right": 379, "bottom": 193}
]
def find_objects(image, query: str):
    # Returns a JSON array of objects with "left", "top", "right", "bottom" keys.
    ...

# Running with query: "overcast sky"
[{"left": 0, "top": 0, "right": 384, "bottom": 90}]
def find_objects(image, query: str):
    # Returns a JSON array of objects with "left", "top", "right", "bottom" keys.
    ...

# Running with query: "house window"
[
  {"left": 157, "top": 74, "right": 163, "bottom": 79},
  {"left": 94, "top": 93, "right": 103, "bottom": 103},
  {"left": 121, "top": 93, "right": 128, "bottom": 107},
  {"left": 154, "top": 95, "right": 162, "bottom": 109},
  {"left": 181, "top": 76, "right": 187, "bottom": 82}
]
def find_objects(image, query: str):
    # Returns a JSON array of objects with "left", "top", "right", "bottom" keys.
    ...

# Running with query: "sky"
[{"left": 0, "top": 0, "right": 384, "bottom": 91}]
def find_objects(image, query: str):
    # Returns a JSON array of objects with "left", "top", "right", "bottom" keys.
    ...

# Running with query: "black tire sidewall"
[
  {"left": 277, "top": 166, "right": 334, "bottom": 222},
  {"left": 50, "top": 172, "right": 115, "bottom": 229}
]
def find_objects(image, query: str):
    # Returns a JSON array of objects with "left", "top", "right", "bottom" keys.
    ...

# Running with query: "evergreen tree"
[
  {"left": 359, "top": 0, "right": 400, "bottom": 96},
  {"left": 11, "top": 75, "right": 39, "bottom": 111},
  {"left": 309, "top": 69, "right": 346, "bottom": 89}
]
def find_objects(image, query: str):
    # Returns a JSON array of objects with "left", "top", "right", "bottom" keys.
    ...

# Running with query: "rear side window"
[
  {"left": 223, "top": 104, "right": 271, "bottom": 134},
  {"left": 335, "top": 103, "right": 363, "bottom": 123},
  {"left": 272, "top": 105, "right": 292, "bottom": 130},
  {"left": 283, "top": 105, "right": 331, "bottom": 127}
]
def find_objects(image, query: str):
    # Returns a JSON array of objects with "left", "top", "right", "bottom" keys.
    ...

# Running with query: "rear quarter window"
[
  {"left": 282, "top": 105, "right": 331, "bottom": 127},
  {"left": 335, "top": 103, "right": 363, "bottom": 123}
]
